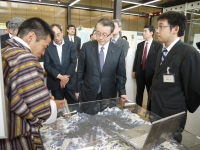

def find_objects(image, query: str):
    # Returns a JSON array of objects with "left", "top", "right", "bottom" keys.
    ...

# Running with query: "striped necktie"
[{"left": 160, "top": 47, "right": 168, "bottom": 65}]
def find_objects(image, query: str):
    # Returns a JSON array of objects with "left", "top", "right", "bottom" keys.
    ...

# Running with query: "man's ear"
[
  {"left": 25, "top": 31, "right": 36, "bottom": 44},
  {"left": 173, "top": 25, "right": 179, "bottom": 35}
]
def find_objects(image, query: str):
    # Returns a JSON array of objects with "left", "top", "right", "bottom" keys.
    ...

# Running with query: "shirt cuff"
[
  {"left": 42, "top": 100, "right": 57, "bottom": 124},
  {"left": 57, "top": 74, "right": 61, "bottom": 79}
]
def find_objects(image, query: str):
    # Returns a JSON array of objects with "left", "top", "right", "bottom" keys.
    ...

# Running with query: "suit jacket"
[
  {"left": 1, "top": 33, "right": 10, "bottom": 42},
  {"left": 44, "top": 40, "right": 77, "bottom": 91},
  {"left": 76, "top": 40, "right": 126, "bottom": 102},
  {"left": 1, "top": 33, "right": 10, "bottom": 48},
  {"left": 64, "top": 35, "right": 81, "bottom": 56},
  {"left": 115, "top": 37, "right": 129, "bottom": 57},
  {"left": 133, "top": 40, "right": 162, "bottom": 81},
  {"left": 149, "top": 40, "right": 200, "bottom": 127}
]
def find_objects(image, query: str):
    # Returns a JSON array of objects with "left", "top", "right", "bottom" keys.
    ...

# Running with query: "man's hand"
[
  {"left": 53, "top": 100, "right": 65, "bottom": 110},
  {"left": 132, "top": 72, "right": 136, "bottom": 78},
  {"left": 75, "top": 92, "right": 79, "bottom": 99},
  {"left": 58, "top": 74, "right": 70, "bottom": 84},
  {"left": 60, "top": 81, "right": 66, "bottom": 89}
]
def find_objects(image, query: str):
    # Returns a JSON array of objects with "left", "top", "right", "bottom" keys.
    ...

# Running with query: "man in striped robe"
[{"left": 0, "top": 17, "right": 65, "bottom": 150}]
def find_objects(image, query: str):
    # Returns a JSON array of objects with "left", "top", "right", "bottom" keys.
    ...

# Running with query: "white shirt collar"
[
  {"left": 9, "top": 33, "right": 12, "bottom": 38},
  {"left": 112, "top": 35, "right": 120, "bottom": 42},
  {"left": 98, "top": 41, "right": 110, "bottom": 52},
  {"left": 164, "top": 38, "right": 180, "bottom": 52},
  {"left": 13, "top": 36, "right": 31, "bottom": 50},
  {"left": 53, "top": 40, "right": 64, "bottom": 47}
]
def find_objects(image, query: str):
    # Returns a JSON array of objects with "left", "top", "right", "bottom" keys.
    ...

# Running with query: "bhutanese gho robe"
[{"left": 0, "top": 38, "right": 51, "bottom": 150}]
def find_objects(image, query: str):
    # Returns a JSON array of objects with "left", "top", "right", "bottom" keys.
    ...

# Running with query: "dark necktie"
[
  {"left": 142, "top": 42, "right": 148, "bottom": 70},
  {"left": 71, "top": 37, "right": 73, "bottom": 42},
  {"left": 160, "top": 47, "right": 168, "bottom": 65},
  {"left": 98, "top": 46, "right": 104, "bottom": 93}
]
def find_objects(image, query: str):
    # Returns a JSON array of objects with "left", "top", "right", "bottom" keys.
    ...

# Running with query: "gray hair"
[
  {"left": 112, "top": 19, "right": 122, "bottom": 27},
  {"left": 9, "top": 17, "right": 25, "bottom": 31}
]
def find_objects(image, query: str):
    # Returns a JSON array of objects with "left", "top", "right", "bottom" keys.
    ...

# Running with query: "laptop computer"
[{"left": 117, "top": 111, "right": 186, "bottom": 150}]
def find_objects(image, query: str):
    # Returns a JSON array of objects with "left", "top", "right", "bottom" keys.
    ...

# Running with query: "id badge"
[{"left": 163, "top": 73, "right": 175, "bottom": 83}]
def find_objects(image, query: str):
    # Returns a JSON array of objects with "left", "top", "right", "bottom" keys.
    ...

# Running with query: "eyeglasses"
[
  {"left": 156, "top": 25, "right": 171, "bottom": 30},
  {"left": 96, "top": 31, "right": 111, "bottom": 38}
]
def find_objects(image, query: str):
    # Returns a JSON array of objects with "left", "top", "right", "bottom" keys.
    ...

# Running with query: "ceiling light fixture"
[
  {"left": 122, "top": 0, "right": 160, "bottom": 11},
  {"left": 69, "top": 0, "right": 80, "bottom": 7}
]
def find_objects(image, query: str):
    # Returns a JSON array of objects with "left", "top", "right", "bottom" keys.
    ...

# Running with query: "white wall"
[
  {"left": 185, "top": 108, "right": 200, "bottom": 136},
  {"left": 0, "top": 40, "right": 8, "bottom": 139}
]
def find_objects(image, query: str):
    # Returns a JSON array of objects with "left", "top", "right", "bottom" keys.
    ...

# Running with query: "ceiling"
[{"left": 3, "top": 0, "right": 200, "bottom": 16}]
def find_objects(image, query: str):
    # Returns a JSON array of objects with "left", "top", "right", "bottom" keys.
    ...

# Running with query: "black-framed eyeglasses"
[
  {"left": 96, "top": 31, "right": 111, "bottom": 38},
  {"left": 156, "top": 25, "right": 171, "bottom": 30}
]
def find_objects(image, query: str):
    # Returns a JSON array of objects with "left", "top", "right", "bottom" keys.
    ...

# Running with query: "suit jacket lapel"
[
  {"left": 50, "top": 44, "right": 61, "bottom": 66},
  {"left": 61, "top": 43, "right": 67, "bottom": 65},
  {"left": 102, "top": 43, "right": 114, "bottom": 73},
  {"left": 155, "top": 40, "right": 181, "bottom": 75},
  {"left": 147, "top": 40, "right": 155, "bottom": 59},
  {"left": 91, "top": 41, "right": 101, "bottom": 73},
  {"left": 139, "top": 41, "right": 145, "bottom": 63}
]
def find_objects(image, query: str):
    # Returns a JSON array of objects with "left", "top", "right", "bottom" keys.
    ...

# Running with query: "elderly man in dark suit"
[
  {"left": 132, "top": 25, "right": 162, "bottom": 107},
  {"left": 149, "top": 11, "right": 200, "bottom": 142},
  {"left": 76, "top": 18, "right": 128, "bottom": 102},
  {"left": 44, "top": 24, "right": 77, "bottom": 104},
  {"left": 64, "top": 24, "right": 81, "bottom": 57},
  {"left": 1, "top": 17, "right": 25, "bottom": 48},
  {"left": 111, "top": 19, "right": 129, "bottom": 57}
]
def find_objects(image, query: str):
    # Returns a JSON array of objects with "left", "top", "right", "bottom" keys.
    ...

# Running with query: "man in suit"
[
  {"left": 1, "top": 17, "right": 25, "bottom": 48},
  {"left": 76, "top": 18, "right": 128, "bottom": 102},
  {"left": 148, "top": 11, "right": 200, "bottom": 142},
  {"left": 132, "top": 25, "right": 162, "bottom": 107},
  {"left": 111, "top": 19, "right": 129, "bottom": 57},
  {"left": 44, "top": 24, "right": 77, "bottom": 104},
  {"left": 64, "top": 24, "right": 81, "bottom": 57}
]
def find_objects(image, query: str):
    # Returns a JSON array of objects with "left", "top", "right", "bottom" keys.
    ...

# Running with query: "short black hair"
[
  {"left": 67, "top": 24, "right": 76, "bottom": 30},
  {"left": 157, "top": 11, "right": 186, "bottom": 37},
  {"left": 95, "top": 18, "right": 115, "bottom": 34},
  {"left": 17, "top": 17, "right": 54, "bottom": 42},
  {"left": 50, "top": 24, "right": 63, "bottom": 32},
  {"left": 90, "top": 34, "right": 93, "bottom": 38},
  {"left": 121, "top": 36, "right": 127, "bottom": 41},
  {"left": 144, "top": 25, "right": 155, "bottom": 35},
  {"left": 6, "top": 21, "right": 10, "bottom": 28}
]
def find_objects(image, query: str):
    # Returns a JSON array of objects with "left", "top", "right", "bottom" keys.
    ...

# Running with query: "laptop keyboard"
[{"left": 129, "top": 133, "right": 148, "bottom": 149}]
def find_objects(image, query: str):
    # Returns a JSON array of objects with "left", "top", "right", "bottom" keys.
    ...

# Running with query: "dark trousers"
[
  {"left": 136, "top": 68, "right": 152, "bottom": 107},
  {"left": 52, "top": 87, "right": 78, "bottom": 104}
]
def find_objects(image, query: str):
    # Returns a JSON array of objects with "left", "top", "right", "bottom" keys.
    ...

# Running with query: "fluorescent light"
[
  {"left": 122, "top": 0, "right": 160, "bottom": 11},
  {"left": 122, "top": 1, "right": 140, "bottom": 5},
  {"left": 69, "top": 0, "right": 80, "bottom": 7}
]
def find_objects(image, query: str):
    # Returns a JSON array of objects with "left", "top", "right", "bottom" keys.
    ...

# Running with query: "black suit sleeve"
[
  {"left": 122, "top": 40, "right": 129, "bottom": 57},
  {"left": 116, "top": 49, "right": 126, "bottom": 96},
  {"left": 78, "top": 37, "right": 81, "bottom": 54},
  {"left": 76, "top": 43, "right": 85, "bottom": 93},
  {"left": 133, "top": 44, "right": 140, "bottom": 72},
  {"left": 44, "top": 47, "right": 60, "bottom": 80},
  {"left": 64, "top": 43, "right": 77, "bottom": 77},
  {"left": 180, "top": 49, "right": 200, "bottom": 113}
]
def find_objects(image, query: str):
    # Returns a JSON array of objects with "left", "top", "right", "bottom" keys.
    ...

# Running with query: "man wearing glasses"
[
  {"left": 148, "top": 11, "right": 200, "bottom": 142},
  {"left": 76, "top": 18, "right": 128, "bottom": 102},
  {"left": 44, "top": 24, "right": 77, "bottom": 104}
]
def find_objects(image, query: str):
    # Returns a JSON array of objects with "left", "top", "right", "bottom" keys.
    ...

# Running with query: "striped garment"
[{"left": 0, "top": 38, "right": 51, "bottom": 150}]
